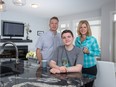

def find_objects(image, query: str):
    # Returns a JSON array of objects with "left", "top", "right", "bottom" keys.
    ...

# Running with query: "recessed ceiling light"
[{"left": 31, "top": 4, "right": 38, "bottom": 8}]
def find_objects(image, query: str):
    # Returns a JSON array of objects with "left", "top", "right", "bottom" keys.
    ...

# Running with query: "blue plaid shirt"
[{"left": 75, "top": 36, "right": 101, "bottom": 68}]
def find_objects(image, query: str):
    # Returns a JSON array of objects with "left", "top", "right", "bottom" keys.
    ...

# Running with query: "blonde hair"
[{"left": 77, "top": 20, "right": 92, "bottom": 36}]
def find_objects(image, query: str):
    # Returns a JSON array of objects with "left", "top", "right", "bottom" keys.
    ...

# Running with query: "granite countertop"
[{"left": 0, "top": 60, "right": 96, "bottom": 87}]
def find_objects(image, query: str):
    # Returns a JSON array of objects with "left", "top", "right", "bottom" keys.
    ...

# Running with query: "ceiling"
[{"left": 3, "top": 0, "right": 113, "bottom": 18}]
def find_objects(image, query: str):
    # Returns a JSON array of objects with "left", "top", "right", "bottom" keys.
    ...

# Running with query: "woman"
[
  {"left": 49, "top": 30, "right": 83, "bottom": 74},
  {"left": 75, "top": 20, "right": 101, "bottom": 87}
]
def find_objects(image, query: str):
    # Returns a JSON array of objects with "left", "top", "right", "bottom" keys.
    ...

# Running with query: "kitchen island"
[{"left": 0, "top": 60, "right": 96, "bottom": 87}]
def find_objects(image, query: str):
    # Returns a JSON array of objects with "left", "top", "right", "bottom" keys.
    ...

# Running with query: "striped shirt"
[{"left": 75, "top": 36, "right": 101, "bottom": 68}]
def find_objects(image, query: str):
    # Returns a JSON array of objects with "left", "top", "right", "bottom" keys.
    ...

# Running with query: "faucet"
[{"left": 0, "top": 41, "right": 19, "bottom": 64}]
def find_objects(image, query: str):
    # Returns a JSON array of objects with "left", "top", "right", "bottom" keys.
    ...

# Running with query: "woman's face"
[
  {"left": 79, "top": 23, "right": 88, "bottom": 35},
  {"left": 62, "top": 32, "right": 74, "bottom": 46}
]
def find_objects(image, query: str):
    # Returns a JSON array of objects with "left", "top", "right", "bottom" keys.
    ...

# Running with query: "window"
[
  {"left": 90, "top": 21, "right": 101, "bottom": 48},
  {"left": 58, "top": 23, "right": 70, "bottom": 33},
  {"left": 114, "top": 13, "right": 116, "bottom": 21}
]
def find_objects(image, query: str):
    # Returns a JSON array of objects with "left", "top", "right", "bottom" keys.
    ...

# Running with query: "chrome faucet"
[{"left": 0, "top": 41, "right": 19, "bottom": 64}]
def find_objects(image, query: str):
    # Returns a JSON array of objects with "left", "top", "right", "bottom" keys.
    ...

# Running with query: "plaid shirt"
[{"left": 75, "top": 36, "right": 101, "bottom": 68}]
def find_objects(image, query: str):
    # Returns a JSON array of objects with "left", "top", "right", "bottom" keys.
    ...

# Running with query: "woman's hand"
[{"left": 83, "top": 47, "right": 90, "bottom": 54}]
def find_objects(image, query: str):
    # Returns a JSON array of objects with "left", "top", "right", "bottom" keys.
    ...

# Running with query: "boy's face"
[{"left": 62, "top": 32, "right": 74, "bottom": 46}]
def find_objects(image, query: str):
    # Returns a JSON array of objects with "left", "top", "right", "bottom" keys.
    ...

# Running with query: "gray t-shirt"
[{"left": 50, "top": 45, "right": 83, "bottom": 67}]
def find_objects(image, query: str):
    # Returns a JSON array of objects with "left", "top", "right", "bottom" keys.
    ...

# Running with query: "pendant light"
[
  {"left": 13, "top": 0, "right": 26, "bottom": 6},
  {"left": 0, "top": 0, "right": 5, "bottom": 12}
]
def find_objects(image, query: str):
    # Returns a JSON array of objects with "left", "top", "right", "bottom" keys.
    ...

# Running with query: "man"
[{"left": 36, "top": 16, "right": 62, "bottom": 65}]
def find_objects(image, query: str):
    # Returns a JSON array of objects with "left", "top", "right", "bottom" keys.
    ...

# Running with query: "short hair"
[
  {"left": 77, "top": 20, "right": 92, "bottom": 36},
  {"left": 61, "top": 30, "right": 74, "bottom": 38},
  {"left": 50, "top": 16, "right": 59, "bottom": 22}
]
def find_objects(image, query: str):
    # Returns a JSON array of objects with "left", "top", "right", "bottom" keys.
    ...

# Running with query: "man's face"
[{"left": 49, "top": 19, "right": 59, "bottom": 31}]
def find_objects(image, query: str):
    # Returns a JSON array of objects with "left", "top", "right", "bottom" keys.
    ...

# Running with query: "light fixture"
[
  {"left": 0, "top": 0, "right": 5, "bottom": 12},
  {"left": 31, "top": 4, "right": 39, "bottom": 8},
  {"left": 114, "top": 13, "right": 116, "bottom": 21},
  {"left": 12, "top": 0, "right": 26, "bottom": 6}
]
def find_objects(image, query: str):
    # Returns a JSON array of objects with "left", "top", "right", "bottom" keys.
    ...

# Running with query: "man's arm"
[{"left": 36, "top": 48, "right": 42, "bottom": 64}]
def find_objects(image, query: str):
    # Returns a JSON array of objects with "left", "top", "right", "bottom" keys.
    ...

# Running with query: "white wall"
[
  {"left": 59, "top": 9, "right": 101, "bottom": 21},
  {"left": 115, "top": 0, "right": 116, "bottom": 9},
  {"left": 101, "top": 1, "right": 115, "bottom": 61},
  {"left": 0, "top": 11, "right": 48, "bottom": 51}
]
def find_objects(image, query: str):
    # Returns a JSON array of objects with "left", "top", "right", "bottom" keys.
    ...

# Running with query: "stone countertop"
[{"left": 0, "top": 60, "right": 96, "bottom": 87}]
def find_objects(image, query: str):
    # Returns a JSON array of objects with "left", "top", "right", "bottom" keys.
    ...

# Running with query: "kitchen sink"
[{"left": 0, "top": 60, "right": 24, "bottom": 77}]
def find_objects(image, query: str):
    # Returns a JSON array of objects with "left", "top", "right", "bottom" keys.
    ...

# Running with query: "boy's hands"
[{"left": 50, "top": 66, "right": 67, "bottom": 74}]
